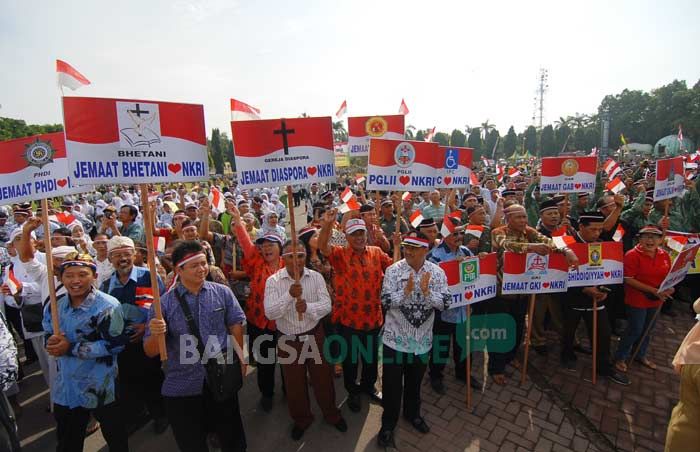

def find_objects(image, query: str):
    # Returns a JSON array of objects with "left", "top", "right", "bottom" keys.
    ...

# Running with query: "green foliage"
[
  {"left": 433, "top": 132, "right": 449, "bottom": 146},
  {"left": 415, "top": 129, "right": 425, "bottom": 141},
  {"left": 333, "top": 121, "right": 348, "bottom": 143},
  {"left": 524, "top": 126, "right": 538, "bottom": 155},
  {"left": 449, "top": 129, "right": 466, "bottom": 147},
  {"left": 555, "top": 124, "right": 571, "bottom": 153},
  {"left": 485, "top": 129, "right": 500, "bottom": 159},
  {"left": 405, "top": 125, "right": 416, "bottom": 140},
  {"left": 0, "top": 117, "right": 63, "bottom": 141},
  {"left": 467, "top": 129, "right": 482, "bottom": 155},
  {"left": 209, "top": 128, "right": 224, "bottom": 174},
  {"left": 540, "top": 125, "right": 556, "bottom": 156},
  {"left": 503, "top": 126, "right": 518, "bottom": 156}
]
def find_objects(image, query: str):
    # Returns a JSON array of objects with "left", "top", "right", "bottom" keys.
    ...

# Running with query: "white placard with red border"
[
  {"left": 501, "top": 252, "right": 569, "bottom": 294},
  {"left": 0, "top": 132, "right": 92, "bottom": 204},
  {"left": 654, "top": 157, "right": 685, "bottom": 201},
  {"left": 539, "top": 156, "right": 597, "bottom": 194},
  {"left": 435, "top": 146, "right": 474, "bottom": 189},
  {"left": 231, "top": 117, "right": 335, "bottom": 189},
  {"left": 367, "top": 138, "right": 440, "bottom": 191},
  {"left": 439, "top": 253, "right": 498, "bottom": 307},
  {"left": 658, "top": 242, "right": 700, "bottom": 292},
  {"left": 566, "top": 242, "right": 624, "bottom": 287},
  {"left": 63, "top": 97, "right": 208, "bottom": 184},
  {"left": 347, "top": 115, "right": 404, "bottom": 156}
]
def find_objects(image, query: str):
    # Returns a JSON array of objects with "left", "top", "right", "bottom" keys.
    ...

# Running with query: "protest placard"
[
  {"left": 539, "top": 156, "right": 597, "bottom": 194},
  {"left": 654, "top": 156, "right": 685, "bottom": 201},
  {"left": 366, "top": 138, "right": 440, "bottom": 191},
  {"left": 501, "top": 251, "right": 569, "bottom": 294},
  {"left": 435, "top": 146, "right": 474, "bottom": 189},
  {"left": 347, "top": 115, "right": 404, "bottom": 156},
  {"left": 439, "top": 253, "right": 498, "bottom": 307},
  {"left": 658, "top": 242, "right": 700, "bottom": 292},
  {"left": 566, "top": 242, "right": 624, "bottom": 287}
]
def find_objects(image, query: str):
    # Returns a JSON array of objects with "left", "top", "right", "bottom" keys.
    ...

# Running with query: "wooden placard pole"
[
  {"left": 139, "top": 185, "right": 167, "bottom": 361},
  {"left": 466, "top": 305, "right": 472, "bottom": 409},
  {"left": 393, "top": 198, "right": 402, "bottom": 262},
  {"left": 286, "top": 186, "right": 303, "bottom": 321},
  {"left": 40, "top": 199, "right": 60, "bottom": 335},
  {"left": 592, "top": 299, "right": 598, "bottom": 384},
  {"left": 520, "top": 293, "right": 536, "bottom": 385}
]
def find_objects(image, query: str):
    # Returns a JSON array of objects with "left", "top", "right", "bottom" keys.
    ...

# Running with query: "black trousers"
[
  {"left": 561, "top": 305, "right": 613, "bottom": 375},
  {"left": 338, "top": 325, "right": 379, "bottom": 394},
  {"left": 4, "top": 305, "right": 37, "bottom": 361},
  {"left": 165, "top": 389, "right": 246, "bottom": 452},
  {"left": 246, "top": 324, "right": 279, "bottom": 398},
  {"left": 482, "top": 295, "right": 527, "bottom": 375},
  {"left": 428, "top": 313, "right": 466, "bottom": 381},
  {"left": 380, "top": 345, "right": 428, "bottom": 432},
  {"left": 54, "top": 402, "right": 128, "bottom": 452},
  {"left": 605, "top": 285, "right": 626, "bottom": 330},
  {"left": 117, "top": 341, "right": 165, "bottom": 420}
]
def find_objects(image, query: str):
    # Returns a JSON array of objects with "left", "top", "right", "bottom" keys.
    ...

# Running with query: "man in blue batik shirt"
[
  {"left": 426, "top": 216, "right": 482, "bottom": 394},
  {"left": 43, "top": 252, "right": 127, "bottom": 452}
]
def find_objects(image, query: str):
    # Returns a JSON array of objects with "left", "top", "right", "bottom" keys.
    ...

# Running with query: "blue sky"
[{"left": 1, "top": 0, "right": 699, "bottom": 137}]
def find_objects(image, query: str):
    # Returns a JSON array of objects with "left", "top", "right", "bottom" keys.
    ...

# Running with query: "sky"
[{"left": 1, "top": 0, "right": 699, "bottom": 138}]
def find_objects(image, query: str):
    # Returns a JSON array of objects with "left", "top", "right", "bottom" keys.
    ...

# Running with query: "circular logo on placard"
[
  {"left": 24, "top": 138, "right": 55, "bottom": 169},
  {"left": 394, "top": 142, "right": 416, "bottom": 168},
  {"left": 561, "top": 158, "right": 579, "bottom": 177},
  {"left": 365, "top": 116, "right": 388, "bottom": 137}
]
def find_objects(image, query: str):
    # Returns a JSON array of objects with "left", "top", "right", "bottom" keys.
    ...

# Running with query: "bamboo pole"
[
  {"left": 40, "top": 199, "right": 60, "bottom": 335},
  {"left": 520, "top": 294, "right": 536, "bottom": 385},
  {"left": 286, "top": 186, "right": 304, "bottom": 321},
  {"left": 466, "top": 305, "right": 472, "bottom": 409}
]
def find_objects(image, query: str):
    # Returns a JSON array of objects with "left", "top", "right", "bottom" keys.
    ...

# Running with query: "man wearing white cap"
[{"left": 318, "top": 209, "right": 394, "bottom": 413}]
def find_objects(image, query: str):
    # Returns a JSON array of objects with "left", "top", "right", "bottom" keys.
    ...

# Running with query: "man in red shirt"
[
  {"left": 614, "top": 225, "right": 673, "bottom": 372},
  {"left": 318, "top": 209, "right": 394, "bottom": 412}
]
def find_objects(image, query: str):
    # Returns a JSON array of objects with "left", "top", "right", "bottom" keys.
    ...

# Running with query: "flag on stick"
[
  {"left": 230, "top": 98, "right": 261, "bottom": 121},
  {"left": 56, "top": 59, "right": 90, "bottom": 91},
  {"left": 335, "top": 100, "right": 347, "bottom": 118},
  {"left": 398, "top": 99, "right": 409, "bottom": 115},
  {"left": 409, "top": 210, "right": 424, "bottom": 228}
]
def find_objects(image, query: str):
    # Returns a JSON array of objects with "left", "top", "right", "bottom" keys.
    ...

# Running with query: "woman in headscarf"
[
  {"left": 70, "top": 223, "right": 95, "bottom": 256},
  {"left": 256, "top": 212, "right": 287, "bottom": 242}
]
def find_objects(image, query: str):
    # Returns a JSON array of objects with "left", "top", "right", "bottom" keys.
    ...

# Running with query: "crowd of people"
[{"left": 0, "top": 154, "right": 700, "bottom": 451}]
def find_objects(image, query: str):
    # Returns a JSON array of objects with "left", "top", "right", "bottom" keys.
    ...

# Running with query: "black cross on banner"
[
  {"left": 273, "top": 119, "right": 295, "bottom": 156},
  {"left": 129, "top": 103, "right": 149, "bottom": 117}
]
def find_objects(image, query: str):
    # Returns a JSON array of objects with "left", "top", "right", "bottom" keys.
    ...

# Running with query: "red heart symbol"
[
  {"left": 307, "top": 166, "right": 317, "bottom": 176},
  {"left": 574, "top": 183, "right": 581, "bottom": 189},
  {"left": 464, "top": 291, "right": 473, "bottom": 300},
  {"left": 443, "top": 177, "right": 452, "bottom": 185},
  {"left": 168, "top": 163, "right": 182, "bottom": 174},
  {"left": 57, "top": 179, "right": 68, "bottom": 188},
  {"left": 399, "top": 175, "right": 410, "bottom": 185},
  {"left": 604, "top": 272, "right": 611, "bottom": 278},
  {"left": 542, "top": 282, "right": 550, "bottom": 288}
]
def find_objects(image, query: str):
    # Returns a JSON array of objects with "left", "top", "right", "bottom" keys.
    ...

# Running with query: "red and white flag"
[
  {"left": 154, "top": 236, "right": 166, "bottom": 254},
  {"left": 339, "top": 197, "right": 361, "bottom": 213},
  {"left": 398, "top": 99, "right": 410, "bottom": 115},
  {"left": 230, "top": 98, "right": 261, "bottom": 121},
  {"left": 469, "top": 172, "right": 480, "bottom": 186},
  {"left": 507, "top": 167, "right": 521, "bottom": 178},
  {"left": 605, "top": 177, "right": 626, "bottom": 194},
  {"left": 63, "top": 97, "right": 208, "bottom": 184},
  {"left": 603, "top": 158, "right": 622, "bottom": 179},
  {"left": 409, "top": 210, "right": 424, "bottom": 228},
  {"left": 355, "top": 175, "right": 366, "bottom": 184},
  {"left": 335, "top": 100, "right": 347, "bottom": 118},
  {"left": 401, "top": 191, "right": 412, "bottom": 202},
  {"left": 464, "top": 224, "right": 484, "bottom": 239},
  {"left": 613, "top": 224, "right": 626, "bottom": 242},
  {"left": 3, "top": 266, "right": 21, "bottom": 295},
  {"left": 552, "top": 234, "right": 576, "bottom": 250},
  {"left": 440, "top": 214, "right": 458, "bottom": 237},
  {"left": 678, "top": 125, "right": 684, "bottom": 146},
  {"left": 424, "top": 127, "right": 436, "bottom": 142},
  {"left": 209, "top": 187, "right": 226, "bottom": 213},
  {"left": 496, "top": 165, "right": 505, "bottom": 183},
  {"left": 480, "top": 156, "right": 494, "bottom": 167},
  {"left": 231, "top": 116, "right": 335, "bottom": 188},
  {"left": 56, "top": 59, "right": 90, "bottom": 91},
  {"left": 340, "top": 187, "right": 354, "bottom": 203}
]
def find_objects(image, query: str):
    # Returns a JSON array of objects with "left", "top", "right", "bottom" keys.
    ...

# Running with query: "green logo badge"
[{"left": 460, "top": 258, "right": 479, "bottom": 284}]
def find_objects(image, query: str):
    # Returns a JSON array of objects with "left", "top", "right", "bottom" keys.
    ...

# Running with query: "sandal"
[
  {"left": 492, "top": 374, "right": 507, "bottom": 386},
  {"left": 636, "top": 358, "right": 657, "bottom": 370},
  {"left": 614, "top": 361, "right": 628, "bottom": 373}
]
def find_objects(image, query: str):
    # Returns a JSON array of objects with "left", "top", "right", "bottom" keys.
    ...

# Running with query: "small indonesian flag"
[
  {"left": 464, "top": 224, "right": 484, "bottom": 238},
  {"left": 398, "top": 98, "right": 410, "bottom": 115},
  {"left": 470, "top": 172, "right": 480, "bottom": 186},
  {"left": 409, "top": 210, "right": 424, "bottom": 228},
  {"left": 551, "top": 225, "right": 568, "bottom": 237},
  {"left": 686, "top": 170, "right": 696, "bottom": 181},
  {"left": 339, "top": 198, "right": 361, "bottom": 213},
  {"left": 687, "top": 152, "right": 700, "bottom": 164},
  {"left": 4, "top": 266, "right": 21, "bottom": 295},
  {"left": 134, "top": 287, "right": 155, "bottom": 309},
  {"left": 496, "top": 165, "right": 505, "bottom": 183},
  {"left": 355, "top": 175, "right": 366, "bottom": 184},
  {"left": 56, "top": 59, "right": 90, "bottom": 91},
  {"left": 678, "top": 125, "right": 684, "bottom": 145},
  {"left": 402, "top": 192, "right": 412, "bottom": 202},
  {"left": 508, "top": 167, "right": 521, "bottom": 178},
  {"left": 335, "top": 100, "right": 347, "bottom": 118},
  {"left": 424, "top": 127, "right": 436, "bottom": 142},
  {"left": 666, "top": 234, "right": 690, "bottom": 253},
  {"left": 552, "top": 235, "right": 576, "bottom": 250},
  {"left": 606, "top": 177, "right": 626, "bottom": 194},
  {"left": 480, "top": 156, "right": 494, "bottom": 167},
  {"left": 440, "top": 214, "right": 457, "bottom": 237},
  {"left": 340, "top": 187, "right": 354, "bottom": 203},
  {"left": 230, "top": 98, "right": 261, "bottom": 121},
  {"left": 209, "top": 187, "right": 226, "bottom": 213},
  {"left": 154, "top": 236, "right": 166, "bottom": 254},
  {"left": 613, "top": 224, "right": 626, "bottom": 242},
  {"left": 603, "top": 158, "right": 622, "bottom": 179}
]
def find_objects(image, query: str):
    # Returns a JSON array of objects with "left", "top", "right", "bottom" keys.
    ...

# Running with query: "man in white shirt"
[
  {"left": 92, "top": 233, "right": 114, "bottom": 289},
  {"left": 264, "top": 240, "right": 347, "bottom": 441}
]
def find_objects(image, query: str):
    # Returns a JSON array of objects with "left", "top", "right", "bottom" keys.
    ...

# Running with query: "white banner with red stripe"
[
  {"left": 438, "top": 253, "right": 498, "bottom": 307},
  {"left": 566, "top": 242, "right": 623, "bottom": 287},
  {"left": 501, "top": 252, "right": 569, "bottom": 294}
]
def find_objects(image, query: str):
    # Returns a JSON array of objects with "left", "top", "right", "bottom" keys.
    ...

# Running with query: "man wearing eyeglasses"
[{"left": 425, "top": 217, "right": 480, "bottom": 394}]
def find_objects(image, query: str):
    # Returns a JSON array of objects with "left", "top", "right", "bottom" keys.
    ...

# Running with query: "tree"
[
  {"left": 467, "top": 129, "right": 482, "bottom": 156},
  {"left": 433, "top": 132, "right": 449, "bottom": 146},
  {"left": 415, "top": 129, "right": 425, "bottom": 141},
  {"left": 480, "top": 120, "right": 495, "bottom": 141},
  {"left": 0, "top": 117, "right": 63, "bottom": 141},
  {"left": 449, "top": 129, "right": 466, "bottom": 147},
  {"left": 405, "top": 125, "right": 416, "bottom": 140},
  {"left": 540, "top": 125, "right": 556, "bottom": 156},
  {"left": 555, "top": 124, "right": 572, "bottom": 153},
  {"left": 503, "top": 126, "right": 518, "bottom": 157},
  {"left": 332, "top": 120, "right": 348, "bottom": 143},
  {"left": 524, "top": 126, "right": 538, "bottom": 155},
  {"left": 209, "top": 128, "right": 225, "bottom": 174},
  {"left": 484, "top": 129, "right": 500, "bottom": 159}
]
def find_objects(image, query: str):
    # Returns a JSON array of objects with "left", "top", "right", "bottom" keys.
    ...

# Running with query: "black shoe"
[
  {"left": 561, "top": 359, "right": 577, "bottom": 372},
  {"left": 533, "top": 345, "right": 548, "bottom": 356},
  {"left": 153, "top": 416, "right": 169, "bottom": 435},
  {"left": 291, "top": 425, "right": 305, "bottom": 441},
  {"left": 407, "top": 416, "right": 430, "bottom": 434},
  {"left": 334, "top": 418, "right": 348, "bottom": 432},
  {"left": 365, "top": 388, "right": 382, "bottom": 402},
  {"left": 347, "top": 393, "right": 361, "bottom": 412},
  {"left": 608, "top": 371, "right": 631, "bottom": 386},
  {"left": 430, "top": 378, "right": 446, "bottom": 395},
  {"left": 260, "top": 395, "right": 273, "bottom": 412},
  {"left": 377, "top": 430, "right": 396, "bottom": 448},
  {"left": 573, "top": 344, "right": 592, "bottom": 355}
]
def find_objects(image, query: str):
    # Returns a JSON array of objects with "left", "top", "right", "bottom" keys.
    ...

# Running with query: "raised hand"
[
  {"left": 404, "top": 273, "right": 414, "bottom": 296},
  {"left": 420, "top": 272, "right": 431, "bottom": 296}
]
